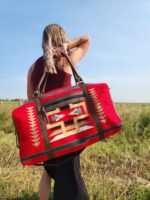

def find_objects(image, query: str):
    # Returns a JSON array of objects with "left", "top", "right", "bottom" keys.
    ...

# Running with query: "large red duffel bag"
[{"left": 12, "top": 51, "right": 122, "bottom": 165}]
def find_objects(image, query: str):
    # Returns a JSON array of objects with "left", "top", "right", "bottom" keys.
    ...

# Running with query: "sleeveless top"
[{"left": 31, "top": 56, "right": 72, "bottom": 93}]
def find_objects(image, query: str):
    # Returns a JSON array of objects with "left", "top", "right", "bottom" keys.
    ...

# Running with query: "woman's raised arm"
[{"left": 68, "top": 35, "right": 90, "bottom": 66}]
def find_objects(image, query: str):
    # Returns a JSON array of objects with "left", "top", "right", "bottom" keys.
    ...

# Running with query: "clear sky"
[{"left": 0, "top": 0, "right": 150, "bottom": 102}]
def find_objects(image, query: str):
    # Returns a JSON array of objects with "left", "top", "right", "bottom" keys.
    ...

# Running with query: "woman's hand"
[
  {"left": 52, "top": 42, "right": 70, "bottom": 59},
  {"left": 61, "top": 42, "right": 70, "bottom": 53},
  {"left": 52, "top": 48, "right": 62, "bottom": 59}
]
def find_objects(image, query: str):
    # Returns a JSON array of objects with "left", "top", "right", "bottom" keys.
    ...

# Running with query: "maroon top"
[{"left": 31, "top": 57, "right": 72, "bottom": 93}]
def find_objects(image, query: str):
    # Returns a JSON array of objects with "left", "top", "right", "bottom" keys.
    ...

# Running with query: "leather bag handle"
[
  {"left": 33, "top": 50, "right": 104, "bottom": 142},
  {"left": 33, "top": 49, "right": 84, "bottom": 96}
]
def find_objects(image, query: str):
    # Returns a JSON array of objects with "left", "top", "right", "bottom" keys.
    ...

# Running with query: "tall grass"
[
  {"left": 0, "top": 101, "right": 19, "bottom": 134},
  {"left": 0, "top": 102, "right": 150, "bottom": 199}
]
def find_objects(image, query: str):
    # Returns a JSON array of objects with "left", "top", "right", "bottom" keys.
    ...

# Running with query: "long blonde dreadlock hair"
[{"left": 42, "top": 24, "right": 68, "bottom": 74}]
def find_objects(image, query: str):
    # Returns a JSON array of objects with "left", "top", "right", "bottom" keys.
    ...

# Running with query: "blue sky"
[{"left": 0, "top": 0, "right": 150, "bottom": 102}]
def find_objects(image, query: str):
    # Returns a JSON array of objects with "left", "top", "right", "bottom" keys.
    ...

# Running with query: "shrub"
[
  {"left": 0, "top": 112, "right": 14, "bottom": 134},
  {"left": 137, "top": 112, "right": 150, "bottom": 139}
]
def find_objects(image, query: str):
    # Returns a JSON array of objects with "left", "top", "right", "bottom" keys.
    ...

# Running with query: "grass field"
[{"left": 0, "top": 101, "right": 150, "bottom": 200}]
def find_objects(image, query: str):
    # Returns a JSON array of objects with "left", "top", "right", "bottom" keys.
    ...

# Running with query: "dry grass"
[{"left": 0, "top": 102, "right": 150, "bottom": 199}]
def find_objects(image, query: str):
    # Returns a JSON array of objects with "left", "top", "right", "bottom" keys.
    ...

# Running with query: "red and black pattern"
[{"left": 12, "top": 83, "right": 122, "bottom": 165}]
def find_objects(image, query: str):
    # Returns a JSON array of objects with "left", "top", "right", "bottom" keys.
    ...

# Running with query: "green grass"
[
  {"left": 0, "top": 101, "right": 20, "bottom": 134},
  {"left": 0, "top": 102, "right": 150, "bottom": 199}
]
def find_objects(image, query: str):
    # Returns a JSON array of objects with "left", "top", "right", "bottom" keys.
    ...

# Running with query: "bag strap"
[
  {"left": 28, "top": 50, "right": 104, "bottom": 167},
  {"left": 33, "top": 50, "right": 84, "bottom": 96},
  {"left": 60, "top": 50, "right": 84, "bottom": 84},
  {"left": 35, "top": 50, "right": 104, "bottom": 139},
  {"left": 60, "top": 50, "right": 104, "bottom": 139}
]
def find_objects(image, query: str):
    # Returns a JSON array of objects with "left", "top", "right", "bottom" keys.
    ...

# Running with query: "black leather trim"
[
  {"left": 34, "top": 96, "right": 54, "bottom": 158},
  {"left": 79, "top": 83, "right": 105, "bottom": 140},
  {"left": 21, "top": 123, "right": 122, "bottom": 163}
]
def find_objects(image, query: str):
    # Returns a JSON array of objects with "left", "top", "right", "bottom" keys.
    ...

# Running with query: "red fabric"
[{"left": 12, "top": 83, "right": 122, "bottom": 165}]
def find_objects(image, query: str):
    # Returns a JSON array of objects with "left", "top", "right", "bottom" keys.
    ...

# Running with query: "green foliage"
[
  {"left": 0, "top": 112, "right": 14, "bottom": 134},
  {"left": 124, "top": 183, "right": 150, "bottom": 200},
  {"left": 137, "top": 111, "right": 150, "bottom": 139},
  {"left": 0, "top": 101, "right": 19, "bottom": 134}
]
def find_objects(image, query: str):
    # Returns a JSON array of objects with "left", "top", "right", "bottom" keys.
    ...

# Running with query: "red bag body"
[{"left": 12, "top": 83, "right": 122, "bottom": 165}]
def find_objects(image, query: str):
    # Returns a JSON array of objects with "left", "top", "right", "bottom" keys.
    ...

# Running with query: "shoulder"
[{"left": 28, "top": 56, "right": 44, "bottom": 75}]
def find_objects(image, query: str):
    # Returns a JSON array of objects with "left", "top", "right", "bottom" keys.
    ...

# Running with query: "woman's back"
[{"left": 30, "top": 56, "right": 72, "bottom": 93}]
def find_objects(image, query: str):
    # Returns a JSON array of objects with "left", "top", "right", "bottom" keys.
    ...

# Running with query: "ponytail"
[
  {"left": 42, "top": 29, "right": 57, "bottom": 74},
  {"left": 42, "top": 24, "right": 68, "bottom": 74}
]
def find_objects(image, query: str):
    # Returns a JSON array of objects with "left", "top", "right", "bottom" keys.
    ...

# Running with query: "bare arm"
[
  {"left": 61, "top": 35, "right": 90, "bottom": 74},
  {"left": 68, "top": 36, "right": 90, "bottom": 65},
  {"left": 68, "top": 35, "right": 90, "bottom": 49},
  {"left": 68, "top": 35, "right": 90, "bottom": 65}
]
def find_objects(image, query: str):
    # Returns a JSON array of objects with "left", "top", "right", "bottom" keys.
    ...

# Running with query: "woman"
[{"left": 27, "top": 24, "right": 90, "bottom": 200}]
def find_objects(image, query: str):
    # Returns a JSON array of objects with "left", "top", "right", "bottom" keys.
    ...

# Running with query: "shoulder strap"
[{"left": 33, "top": 50, "right": 104, "bottom": 140}]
